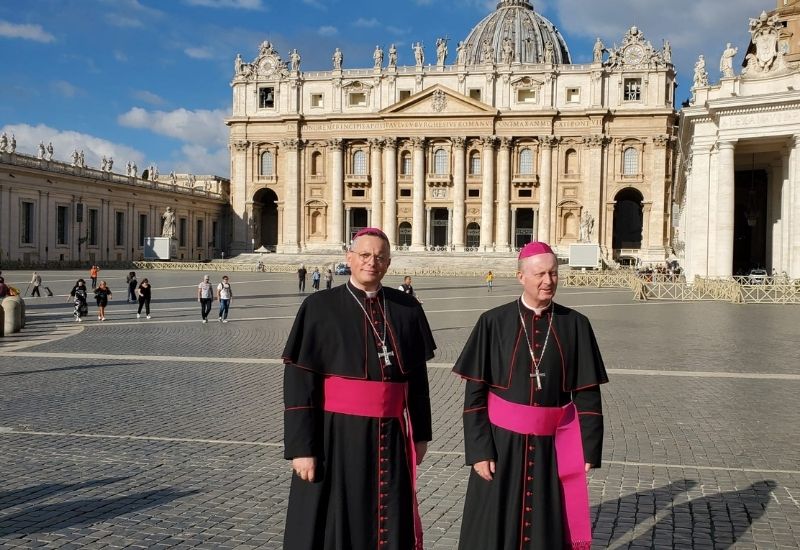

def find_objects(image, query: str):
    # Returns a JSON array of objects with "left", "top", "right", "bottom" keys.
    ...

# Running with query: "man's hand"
[
  {"left": 585, "top": 463, "right": 593, "bottom": 473},
  {"left": 414, "top": 441, "right": 428, "bottom": 465},
  {"left": 292, "top": 457, "right": 316, "bottom": 482},
  {"left": 473, "top": 459, "right": 496, "bottom": 481}
]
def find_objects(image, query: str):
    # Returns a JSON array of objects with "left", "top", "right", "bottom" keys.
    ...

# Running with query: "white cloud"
[
  {"left": 0, "top": 20, "right": 55, "bottom": 43},
  {"left": 117, "top": 106, "right": 228, "bottom": 150},
  {"left": 184, "top": 46, "right": 216, "bottom": 59},
  {"left": 0, "top": 123, "right": 145, "bottom": 168},
  {"left": 51, "top": 80, "right": 82, "bottom": 98},
  {"left": 104, "top": 13, "right": 144, "bottom": 28},
  {"left": 114, "top": 50, "right": 129, "bottom": 62},
  {"left": 302, "top": 0, "right": 327, "bottom": 10},
  {"left": 386, "top": 26, "right": 410, "bottom": 37},
  {"left": 318, "top": 25, "right": 338, "bottom": 37},
  {"left": 184, "top": 0, "right": 264, "bottom": 9},
  {"left": 132, "top": 90, "right": 167, "bottom": 106},
  {"left": 171, "top": 144, "right": 230, "bottom": 175},
  {"left": 354, "top": 17, "right": 380, "bottom": 28}
]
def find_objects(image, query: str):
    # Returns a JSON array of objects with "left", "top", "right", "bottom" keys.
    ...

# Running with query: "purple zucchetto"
[
  {"left": 517, "top": 241, "right": 554, "bottom": 260},
  {"left": 353, "top": 227, "right": 389, "bottom": 243}
]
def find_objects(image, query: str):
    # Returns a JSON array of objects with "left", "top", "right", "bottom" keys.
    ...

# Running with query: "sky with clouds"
[{"left": 0, "top": 0, "right": 766, "bottom": 177}]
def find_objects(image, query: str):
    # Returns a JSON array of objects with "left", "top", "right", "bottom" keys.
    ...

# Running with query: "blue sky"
[{"left": 0, "top": 0, "right": 763, "bottom": 177}]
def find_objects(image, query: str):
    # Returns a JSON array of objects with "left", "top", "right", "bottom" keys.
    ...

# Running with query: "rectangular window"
[
  {"left": 469, "top": 89, "right": 482, "bottom": 102},
  {"left": 88, "top": 209, "right": 99, "bottom": 246},
  {"left": 624, "top": 78, "right": 642, "bottom": 101},
  {"left": 196, "top": 219, "right": 204, "bottom": 248},
  {"left": 21, "top": 201, "right": 34, "bottom": 244},
  {"left": 349, "top": 92, "right": 367, "bottom": 107},
  {"left": 566, "top": 87, "right": 581, "bottom": 103},
  {"left": 259, "top": 87, "right": 275, "bottom": 108},
  {"left": 179, "top": 218, "right": 187, "bottom": 247},
  {"left": 399, "top": 188, "right": 412, "bottom": 197},
  {"left": 468, "top": 189, "right": 480, "bottom": 198},
  {"left": 352, "top": 189, "right": 366, "bottom": 197},
  {"left": 469, "top": 154, "right": 481, "bottom": 176},
  {"left": 518, "top": 189, "right": 533, "bottom": 198},
  {"left": 517, "top": 89, "right": 537, "bottom": 103},
  {"left": 115, "top": 211, "right": 125, "bottom": 247},
  {"left": 401, "top": 155, "right": 412, "bottom": 176},
  {"left": 399, "top": 90, "right": 412, "bottom": 101},
  {"left": 310, "top": 93, "right": 323, "bottom": 108},
  {"left": 56, "top": 205, "right": 69, "bottom": 245},
  {"left": 138, "top": 214, "right": 148, "bottom": 247}
]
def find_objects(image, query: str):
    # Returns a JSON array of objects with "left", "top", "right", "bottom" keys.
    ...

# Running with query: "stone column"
[
  {"left": 480, "top": 136, "right": 497, "bottom": 250},
  {"left": 0, "top": 184, "right": 10, "bottom": 259},
  {"left": 715, "top": 140, "right": 736, "bottom": 277},
  {"left": 328, "top": 139, "right": 345, "bottom": 249},
  {"left": 425, "top": 206, "right": 432, "bottom": 249},
  {"left": 411, "top": 137, "right": 426, "bottom": 251},
  {"left": 511, "top": 208, "right": 517, "bottom": 249},
  {"left": 230, "top": 140, "right": 250, "bottom": 254},
  {"left": 648, "top": 135, "right": 669, "bottom": 257},
  {"left": 447, "top": 207, "right": 453, "bottom": 248},
  {"left": 585, "top": 135, "right": 606, "bottom": 245},
  {"left": 345, "top": 206, "right": 352, "bottom": 244},
  {"left": 281, "top": 138, "right": 301, "bottom": 253},
  {"left": 369, "top": 138, "right": 384, "bottom": 230},
  {"left": 533, "top": 209, "right": 539, "bottom": 242},
  {"left": 791, "top": 135, "right": 800, "bottom": 277},
  {"left": 538, "top": 136, "right": 557, "bottom": 243},
  {"left": 497, "top": 137, "right": 512, "bottom": 251},
  {"left": 452, "top": 137, "right": 467, "bottom": 251},
  {"left": 383, "top": 138, "right": 398, "bottom": 246}
]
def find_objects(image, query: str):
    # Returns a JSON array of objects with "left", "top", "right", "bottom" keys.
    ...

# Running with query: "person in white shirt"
[
  {"left": 197, "top": 275, "right": 214, "bottom": 323},
  {"left": 216, "top": 275, "right": 234, "bottom": 323}
]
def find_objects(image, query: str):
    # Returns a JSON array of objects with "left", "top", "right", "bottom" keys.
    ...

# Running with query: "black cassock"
[
  {"left": 282, "top": 281, "right": 436, "bottom": 550},
  {"left": 452, "top": 300, "right": 608, "bottom": 550}
]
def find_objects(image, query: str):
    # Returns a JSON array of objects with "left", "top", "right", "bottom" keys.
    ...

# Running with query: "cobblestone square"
[{"left": 1, "top": 269, "right": 799, "bottom": 549}]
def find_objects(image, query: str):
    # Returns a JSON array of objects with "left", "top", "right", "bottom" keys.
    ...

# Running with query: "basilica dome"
[{"left": 460, "top": 0, "right": 571, "bottom": 65}]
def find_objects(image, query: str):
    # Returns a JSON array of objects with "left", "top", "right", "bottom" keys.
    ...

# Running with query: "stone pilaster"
[
  {"left": 383, "top": 138, "right": 398, "bottom": 246},
  {"left": 496, "top": 137, "right": 512, "bottom": 251},
  {"left": 369, "top": 138, "right": 384, "bottom": 231},
  {"left": 328, "top": 139, "right": 344, "bottom": 249},
  {"left": 480, "top": 136, "right": 497, "bottom": 251},
  {"left": 538, "top": 135, "right": 557, "bottom": 243},
  {"left": 452, "top": 137, "right": 467, "bottom": 251},
  {"left": 411, "top": 137, "right": 426, "bottom": 251},
  {"left": 281, "top": 138, "right": 302, "bottom": 253},
  {"left": 229, "top": 139, "right": 250, "bottom": 254},
  {"left": 791, "top": 135, "right": 800, "bottom": 277},
  {"left": 715, "top": 140, "right": 736, "bottom": 277}
]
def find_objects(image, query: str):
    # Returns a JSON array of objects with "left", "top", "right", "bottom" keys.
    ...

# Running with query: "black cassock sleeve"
[
  {"left": 573, "top": 385, "right": 603, "bottom": 468},
  {"left": 462, "top": 381, "right": 496, "bottom": 465},
  {"left": 283, "top": 364, "right": 322, "bottom": 459},
  {"left": 407, "top": 362, "right": 433, "bottom": 442}
]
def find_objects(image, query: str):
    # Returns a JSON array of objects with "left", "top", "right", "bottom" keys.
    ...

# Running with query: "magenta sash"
[
  {"left": 487, "top": 393, "right": 592, "bottom": 549},
  {"left": 323, "top": 377, "right": 424, "bottom": 550}
]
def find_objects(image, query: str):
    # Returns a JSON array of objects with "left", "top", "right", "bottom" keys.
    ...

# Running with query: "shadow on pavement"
[
  {"left": 0, "top": 363, "right": 141, "bottom": 377},
  {"left": 0, "top": 477, "right": 131, "bottom": 512},
  {"left": 0, "top": 487, "right": 199, "bottom": 537},
  {"left": 594, "top": 479, "right": 776, "bottom": 549}
]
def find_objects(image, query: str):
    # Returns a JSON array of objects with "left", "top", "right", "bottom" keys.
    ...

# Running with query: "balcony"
[{"left": 345, "top": 173, "right": 371, "bottom": 187}]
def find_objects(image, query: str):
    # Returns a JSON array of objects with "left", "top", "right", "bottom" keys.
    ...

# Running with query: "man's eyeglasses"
[{"left": 354, "top": 252, "right": 389, "bottom": 264}]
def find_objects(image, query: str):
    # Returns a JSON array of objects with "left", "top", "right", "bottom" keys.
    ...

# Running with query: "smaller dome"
[{"left": 460, "top": 0, "right": 571, "bottom": 66}]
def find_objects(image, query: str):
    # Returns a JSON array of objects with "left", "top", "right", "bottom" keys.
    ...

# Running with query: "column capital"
[
  {"left": 481, "top": 135, "right": 498, "bottom": 149},
  {"left": 652, "top": 134, "right": 672, "bottom": 148},
  {"left": 232, "top": 140, "right": 250, "bottom": 152},
  {"left": 452, "top": 136, "right": 467, "bottom": 149},
  {"left": 410, "top": 137, "right": 426, "bottom": 149},
  {"left": 281, "top": 138, "right": 303, "bottom": 151},
  {"left": 540, "top": 135, "right": 559, "bottom": 148},
  {"left": 383, "top": 137, "right": 398, "bottom": 149},
  {"left": 327, "top": 138, "right": 344, "bottom": 151},
  {"left": 792, "top": 134, "right": 800, "bottom": 149},
  {"left": 368, "top": 137, "right": 385, "bottom": 150},
  {"left": 499, "top": 137, "right": 513, "bottom": 150},
  {"left": 586, "top": 134, "right": 610, "bottom": 149},
  {"left": 716, "top": 139, "right": 737, "bottom": 151}
]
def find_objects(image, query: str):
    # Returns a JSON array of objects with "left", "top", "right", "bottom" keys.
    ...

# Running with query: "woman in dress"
[
  {"left": 67, "top": 278, "right": 89, "bottom": 322},
  {"left": 94, "top": 280, "right": 112, "bottom": 321}
]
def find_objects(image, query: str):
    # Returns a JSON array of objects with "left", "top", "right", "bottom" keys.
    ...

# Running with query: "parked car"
[
  {"left": 334, "top": 263, "right": 351, "bottom": 275},
  {"left": 748, "top": 268, "right": 768, "bottom": 284}
]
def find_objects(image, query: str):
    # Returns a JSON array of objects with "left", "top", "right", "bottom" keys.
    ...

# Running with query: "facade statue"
[
  {"left": 79, "top": 150, "right": 85, "bottom": 167},
  {"left": 161, "top": 206, "right": 176, "bottom": 239},
  {"left": 289, "top": 49, "right": 301, "bottom": 72},
  {"left": 126, "top": 161, "right": 132, "bottom": 176},
  {"left": 720, "top": 43, "right": 738, "bottom": 78},
  {"left": 544, "top": 41, "right": 554, "bottom": 64},
  {"left": 101, "top": 156, "right": 108, "bottom": 171},
  {"left": 456, "top": 40, "right": 467, "bottom": 66},
  {"left": 693, "top": 55, "right": 709, "bottom": 88},
  {"left": 46, "top": 142, "right": 54, "bottom": 161},
  {"left": 593, "top": 37, "right": 604, "bottom": 63},
  {"left": 413, "top": 42, "right": 424, "bottom": 67},
  {"left": 107, "top": 156, "right": 113, "bottom": 171},
  {"left": 580, "top": 212, "right": 595, "bottom": 243},
  {"left": 37, "top": 142, "right": 46, "bottom": 160},
  {"left": 152, "top": 164, "right": 159, "bottom": 181},
  {"left": 71, "top": 150, "right": 80, "bottom": 166},
  {"left": 0, "top": 132, "right": 7, "bottom": 153},
  {"left": 332, "top": 48, "right": 343, "bottom": 70},
  {"left": 744, "top": 11, "right": 784, "bottom": 75},
  {"left": 388, "top": 44, "right": 397, "bottom": 68},
  {"left": 501, "top": 37, "right": 514, "bottom": 64},
  {"left": 436, "top": 37, "right": 448, "bottom": 67},
  {"left": 663, "top": 40, "right": 672, "bottom": 64},
  {"left": 169, "top": 170, "right": 177, "bottom": 185},
  {"left": 9, "top": 134, "right": 15, "bottom": 154},
  {"left": 131, "top": 161, "right": 138, "bottom": 178},
  {"left": 373, "top": 45, "right": 383, "bottom": 69},
  {"left": 235, "top": 53, "right": 244, "bottom": 75},
  {"left": 481, "top": 38, "right": 494, "bottom": 64}
]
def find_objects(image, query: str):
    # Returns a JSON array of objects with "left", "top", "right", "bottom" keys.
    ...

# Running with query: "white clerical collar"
[
  {"left": 348, "top": 278, "right": 381, "bottom": 298},
  {"left": 520, "top": 295, "right": 552, "bottom": 316}
]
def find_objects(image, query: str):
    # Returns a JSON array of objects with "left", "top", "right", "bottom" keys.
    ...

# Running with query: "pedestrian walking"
[
  {"left": 29, "top": 271, "right": 42, "bottom": 297},
  {"left": 324, "top": 268, "right": 333, "bottom": 290},
  {"left": 297, "top": 264, "right": 307, "bottom": 293},
  {"left": 137, "top": 278, "right": 152, "bottom": 319},
  {"left": 216, "top": 275, "right": 233, "bottom": 323},
  {"left": 197, "top": 275, "right": 214, "bottom": 323},
  {"left": 398, "top": 275, "right": 423, "bottom": 304},
  {"left": 94, "top": 280, "right": 112, "bottom": 321},
  {"left": 485, "top": 270, "right": 494, "bottom": 292},
  {"left": 311, "top": 268, "right": 321, "bottom": 291},
  {"left": 453, "top": 242, "right": 608, "bottom": 550},
  {"left": 126, "top": 271, "right": 138, "bottom": 303},
  {"left": 89, "top": 265, "right": 100, "bottom": 289},
  {"left": 67, "top": 278, "right": 89, "bottom": 322}
]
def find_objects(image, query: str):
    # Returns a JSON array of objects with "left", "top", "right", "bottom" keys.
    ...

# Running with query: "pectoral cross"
[
  {"left": 378, "top": 345, "right": 395, "bottom": 367},
  {"left": 530, "top": 365, "right": 545, "bottom": 390}
]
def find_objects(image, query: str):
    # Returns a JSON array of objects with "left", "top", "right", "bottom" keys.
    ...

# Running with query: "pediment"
[{"left": 380, "top": 85, "right": 497, "bottom": 117}]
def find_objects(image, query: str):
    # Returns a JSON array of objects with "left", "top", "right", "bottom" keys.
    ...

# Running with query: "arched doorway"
[
  {"left": 398, "top": 222, "right": 412, "bottom": 248},
  {"left": 733, "top": 168, "right": 768, "bottom": 275},
  {"left": 253, "top": 188, "right": 278, "bottom": 251},
  {"left": 613, "top": 188, "right": 644, "bottom": 251},
  {"left": 466, "top": 222, "right": 481, "bottom": 250}
]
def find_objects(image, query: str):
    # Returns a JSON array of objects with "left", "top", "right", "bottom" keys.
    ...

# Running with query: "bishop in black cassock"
[
  {"left": 453, "top": 242, "right": 608, "bottom": 550},
  {"left": 282, "top": 229, "right": 436, "bottom": 550}
]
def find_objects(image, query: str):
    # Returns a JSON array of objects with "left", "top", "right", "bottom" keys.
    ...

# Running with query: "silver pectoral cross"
[
  {"left": 530, "top": 365, "right": 546, "bottom": 390},
  {"left": 378, "top": 345, "right": 395, "bottom": 366}
]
